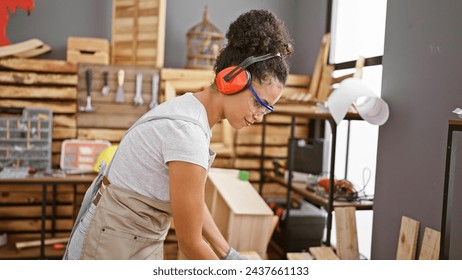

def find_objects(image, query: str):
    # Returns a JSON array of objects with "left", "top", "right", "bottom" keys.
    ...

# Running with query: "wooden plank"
[
  {"left": 0, "top": 99, "right": 76, "bottom": 113},
  {"left": 211, "top": 158, "right": 234, "bottom": 168},
  {"left": 67, "top": 37, "right": 110, "bottom": 53},
  {"left": 0, "top": 219, "right": 73, "bottom": 232},
  {"left": 287, "top": 252, "right": 313, "bottom": 260},
  {"left": 77, "top": 128, "right": 125, "bottom": 142},
  {"left": 52, "top": 127, "right": 77, "bottom": 139},
  {"left": 233, "top": 158, "right": 273, "bottom": 170},
  {"left": 76, "top": 102, "right": 150, "bottom": 115},
  {"left": 0, "top": 234, "right": 68, "bottom": 259},
  {"left": 16, "top": 237, "right": 69, "bottom": 250},
  {"left": 0, "top": 39, "right": 43, "bottom": 58},
  {"left": 164, "top": 80, "right": 211, "bottom": 92},
  {"left": 396, "top": 216, "right": 420, "bottom": 260},
  {"left": 0, "top": 205, "right": 73, "bottom": 218},
  {"left": 0, "top": 71, "right": 77, "bottom": 85},
  {"left": 161, "top": 68, "right": 214, "bottom": 81},
  {"left": 309, "top": 246, "right": 339, "bottom": 260},
  {"left": 163, "top": 81, "right": 176, "bottom": 101},
  {"left": 316, "top": 64, "right": 334, "bottom": 102},
  {"left": 418, "top": 227, "right": 440, "bottom": 260},
  {"left": 0, "top": 58, "right": 77, "bottom": 73},
  {"left": 0, "top": 85, "right": 76, "bottom": 99},
  {"left": 67, "top": 50, "right": 109, "bottom": 65},
  {"left": 265, "top": 114, "right": 309, "bottom": 125},
  {"left": 236, "top": 145, "right": 287, "bottom": 158},
  {"left": 209, "top": 143, "right": 233, "bottom": 158},
  {"left": 238, "top": 124, "right": 308, "bottom": 137},
  {"left": 53, "top": 114, "right": 77, "bottom": 128},
  {"left": 0, "top": 192, "right": 74, "bottom": 204},
  {"left": 308, "top": 33, "right": 330, "bottom": 97},
  {"left": 0, "top": 184, "right": 76, "bottom": 192},
  {"left": 236, "top": 134, "right": 290, "bottom": 145},
  {"left": 334, "top": 207, "right": 359, "bottom": 260},
  {"left": 13, "top": 44, "right": 52, "bottom": 58},
  {"left": 286, "top": 74, "right": 310, "bottom": 87},
  {"left": 77, "top": 113, "right": 139, "bottom": 129}
]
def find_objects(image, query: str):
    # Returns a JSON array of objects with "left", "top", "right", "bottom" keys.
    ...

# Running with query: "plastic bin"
[{"left": 0, "top": 108, "right": 52, "bottom": 170}]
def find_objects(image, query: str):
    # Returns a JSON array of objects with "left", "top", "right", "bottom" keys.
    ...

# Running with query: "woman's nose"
[{"left": 253, "top": 113, "right": 264, "bottom": 123}]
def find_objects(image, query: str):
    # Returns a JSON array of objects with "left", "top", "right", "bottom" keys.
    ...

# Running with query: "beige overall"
[{"left": 81, "top": 184, "right": 171, "bottom": 259}]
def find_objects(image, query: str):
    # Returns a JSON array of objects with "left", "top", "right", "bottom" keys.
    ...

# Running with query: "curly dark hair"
[{"left": 214, "top": 9, "right": 293, "bottom": 86}]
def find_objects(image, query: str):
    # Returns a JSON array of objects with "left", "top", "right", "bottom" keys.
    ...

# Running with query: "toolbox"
[
  {"left": 267, "top": 197, "right": 326, "bottom": 253},
  {"left": 60, "top": 139, "right": 111, "bottom": 171}
]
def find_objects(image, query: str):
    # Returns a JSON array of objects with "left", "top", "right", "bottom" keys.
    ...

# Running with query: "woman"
[{"left": 64, "top": 9, "right": 293, "bottom": 260}]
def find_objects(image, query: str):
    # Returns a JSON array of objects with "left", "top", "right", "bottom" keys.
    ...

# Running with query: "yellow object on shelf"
[{"left": 93, "top": 145, "right": 118, "bottom": 172}]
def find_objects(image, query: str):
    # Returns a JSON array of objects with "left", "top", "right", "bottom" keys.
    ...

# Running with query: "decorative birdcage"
[{"left": 185, "top": 6, "right": 224, "bottom": 69}]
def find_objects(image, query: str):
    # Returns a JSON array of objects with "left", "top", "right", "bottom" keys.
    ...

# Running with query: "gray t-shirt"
[{"left": 108, "top": 93, "right": 215, "bottom": 201}]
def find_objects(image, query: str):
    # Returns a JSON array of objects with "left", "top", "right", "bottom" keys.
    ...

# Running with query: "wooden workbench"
[{"left": 0, "top": 172, "right": 95, "bottom": 259}]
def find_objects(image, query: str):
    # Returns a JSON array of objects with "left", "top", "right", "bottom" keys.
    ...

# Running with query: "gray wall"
[
  {"left": 372, "top": 0, "right": 462, "bottom": 259},
  {"left": 7, "top": 0, "right": 326, "bottom": 75}
]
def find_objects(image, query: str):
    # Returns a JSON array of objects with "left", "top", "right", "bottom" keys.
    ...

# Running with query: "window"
[{"left": 326, "top": 0, "right": 387, "bottom": 260}]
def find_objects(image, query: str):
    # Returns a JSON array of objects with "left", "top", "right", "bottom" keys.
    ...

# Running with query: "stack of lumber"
[{"left": 0, "top": 58, "right": 78, "bottom": 168}]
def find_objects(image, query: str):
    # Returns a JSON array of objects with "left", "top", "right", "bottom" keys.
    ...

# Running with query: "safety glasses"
[{"left": 248, "top": 84, "right": 274, "bottom": 116}]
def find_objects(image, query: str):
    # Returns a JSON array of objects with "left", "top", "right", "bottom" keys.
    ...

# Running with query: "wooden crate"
[
  {"left": 205, "top": 168, "right": 277, "bottom": 258},
  {"left": 112, "top": 0, "right": 167, "bottom": 67},
  {"left": 67, "top": 37, "right": 110, "bottom": 65}
]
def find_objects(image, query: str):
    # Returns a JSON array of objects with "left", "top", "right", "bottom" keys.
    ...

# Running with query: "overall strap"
[{"left": 102, "top": 114, "right": 209, "bottom": 177}]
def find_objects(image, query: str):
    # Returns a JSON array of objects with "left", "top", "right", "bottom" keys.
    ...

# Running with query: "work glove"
[{"left": 221, "top": 247, "right": 248, "bottom": 260}]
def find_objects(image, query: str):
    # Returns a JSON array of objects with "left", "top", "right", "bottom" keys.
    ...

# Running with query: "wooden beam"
[
  {"left": 0, "top": 39, "right": 44, "bottom": 58},
  {"left": 309, "top": 246, "right": 339, "bottom": 260},
  {"left": 0, "top": 99, "right": 76, "bottom": 113},
  {"left": 77, "top": 128, "right": 125, "bottom": 142},
  {"left": 396, "top": 216, "right": 420, "bottom": 260},
  {"left": 0, "top": 58, "right": 77, "bottom": 73},
  {"left": 335, "top": 207, "right": 359, "bottom": 260},
  {"left": 16, "top": 237, "right": 69, "bottom": 250},
  {"left": 0, "top": 71, "right": 77, "bottom": 85},
  {"left": 418, "top": 227, "right": 440, "bottom": 260},
  {"left": 287, "top": 252, "right": 313, "bottom": 260},
  {"left": 161, "top": 68, "right": 214, "bottom": 80},
  {"left": 308, "top": 33, "right": 330, "bottom": 96},
  {"left": 13, "top": 44, "right": 51, "bottom": 58},
  {"left": 0, "top": 85, "right": 76, "bottom": 99}
]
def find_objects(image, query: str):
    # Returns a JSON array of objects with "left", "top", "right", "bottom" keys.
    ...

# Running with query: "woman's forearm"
[{"left": 201, "top": 203, "right": 230, "bottom": 259}]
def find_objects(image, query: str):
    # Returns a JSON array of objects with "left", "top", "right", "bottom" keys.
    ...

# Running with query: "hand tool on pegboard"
[
  {"left": 115, "top": 69, "right": 125, "bottom": 103},
  {"left": 101, "top": 70, "right": 109, "bottom": 96},
  {"left": 134, "top": 73, "right": 144, "bottom": 106},
  {"left": 150, "top": 73, "right": 159, "bottom": 109},
  {"left": 79, "top": 69, "right": 96, "bottom": 112}
]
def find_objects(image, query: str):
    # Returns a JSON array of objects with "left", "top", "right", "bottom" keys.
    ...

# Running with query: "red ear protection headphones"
[{"left": 215, "top": 53, "right": 281, "bottom": 95}]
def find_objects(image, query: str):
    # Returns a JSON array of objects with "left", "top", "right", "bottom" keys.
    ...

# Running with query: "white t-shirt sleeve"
[{"left": 161, "top": 120, "right": 209, "bottom": 170}]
